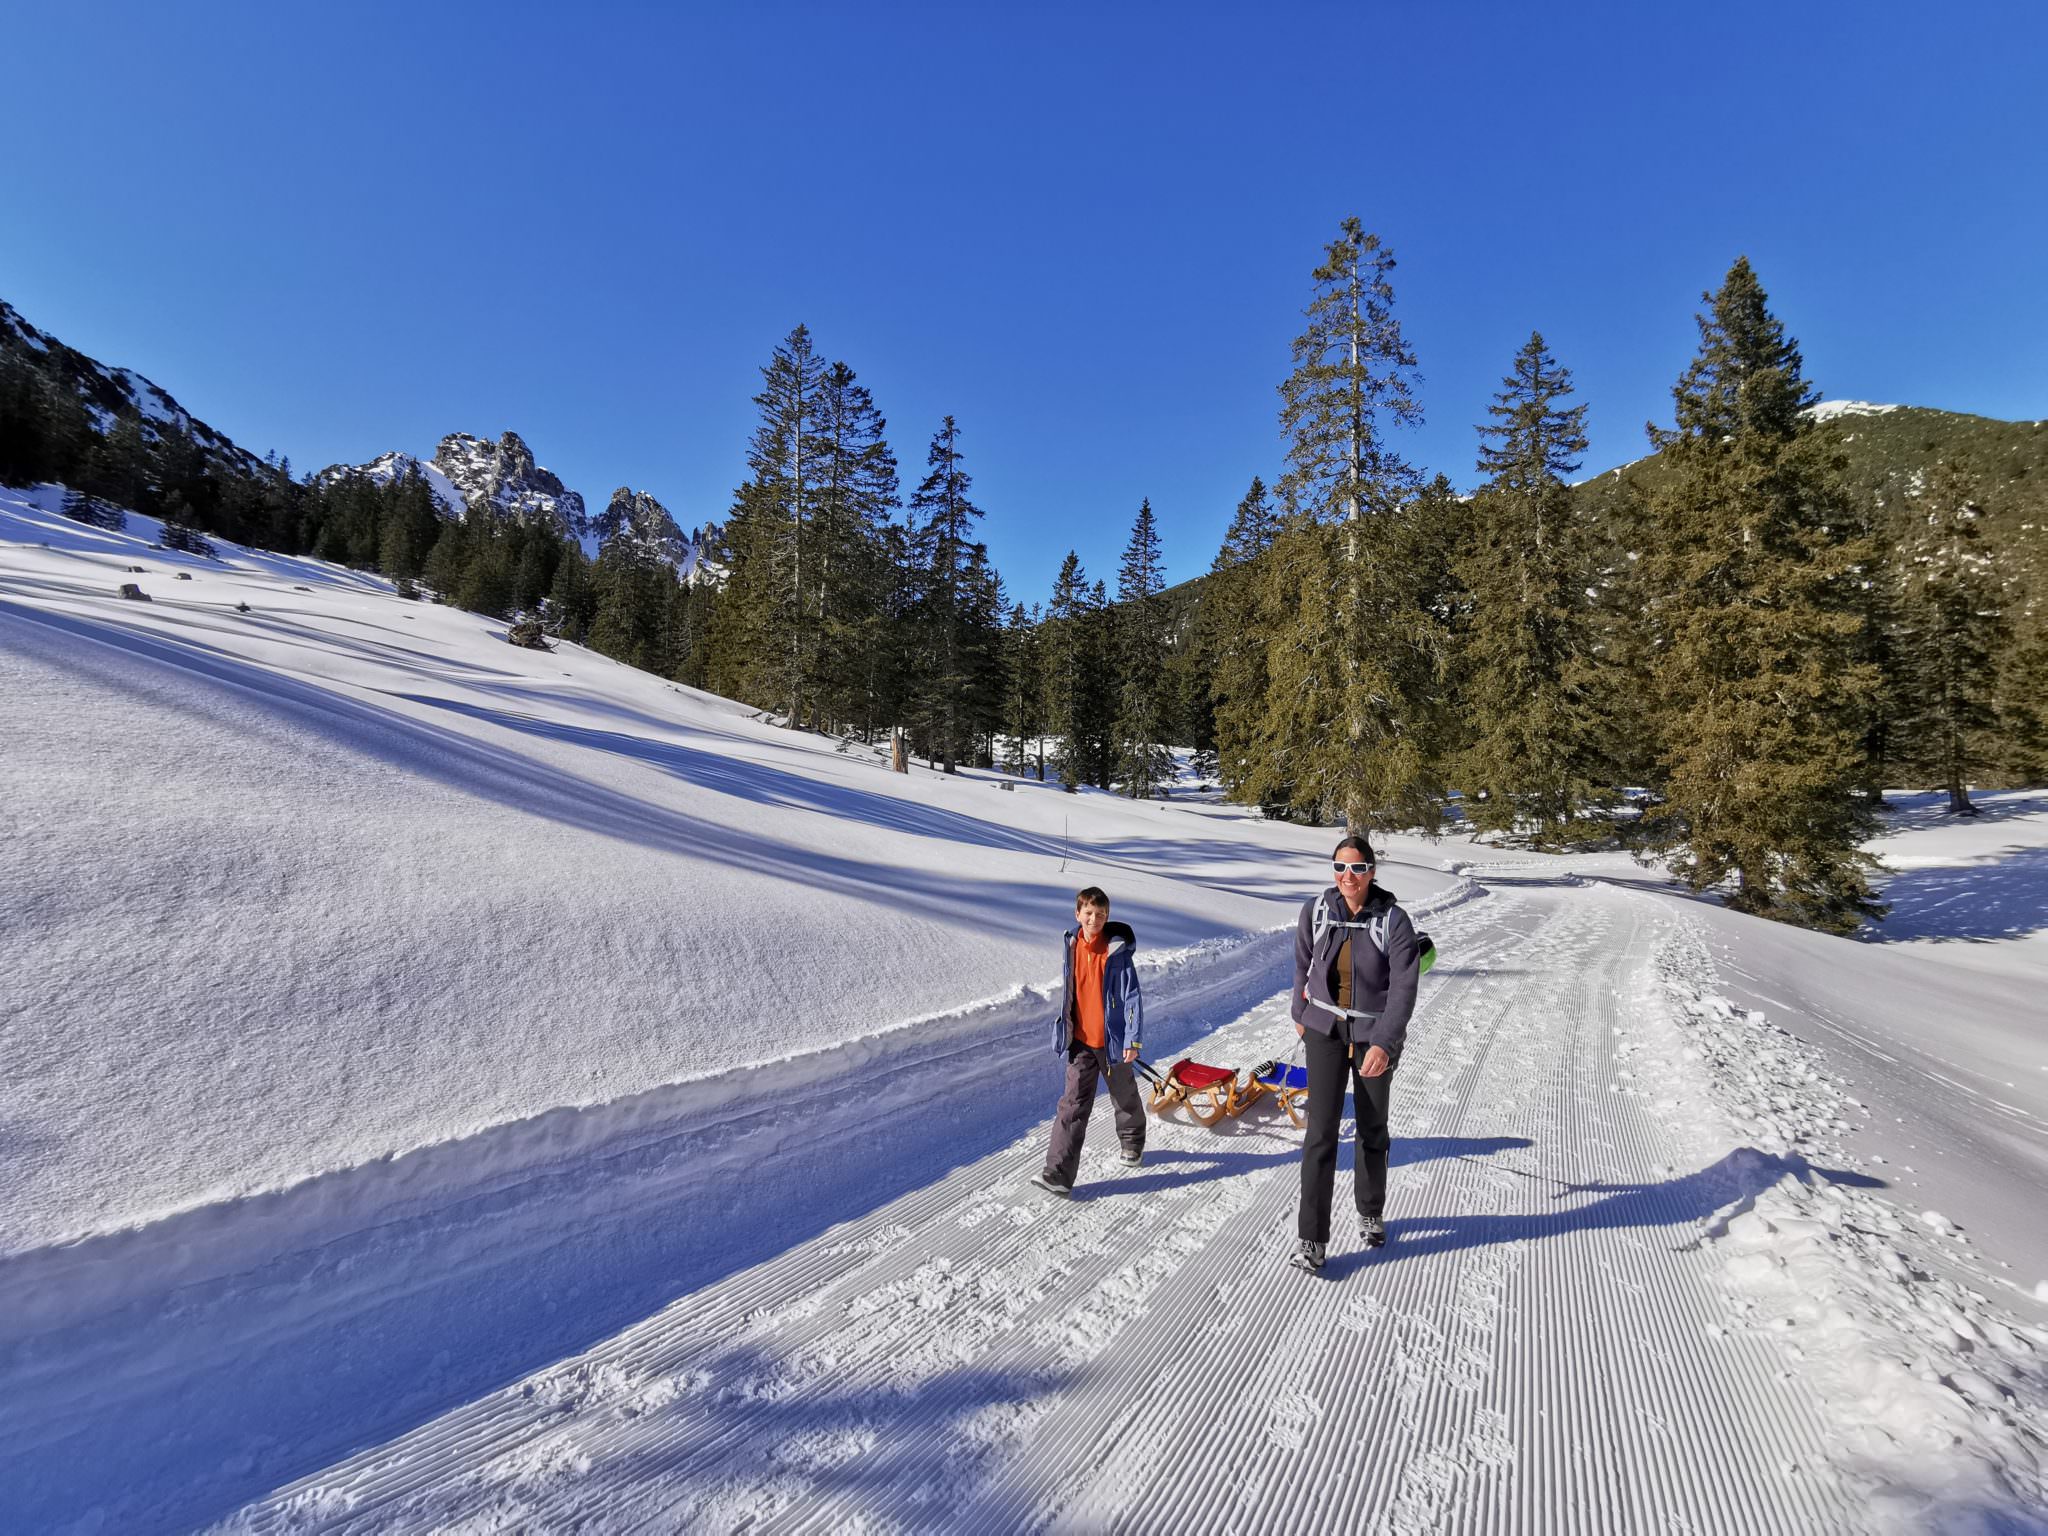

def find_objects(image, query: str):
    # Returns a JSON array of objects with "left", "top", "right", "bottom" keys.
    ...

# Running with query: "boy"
[{"left": 1031, "top": 887, "right": 1145, "bottom": 1198}]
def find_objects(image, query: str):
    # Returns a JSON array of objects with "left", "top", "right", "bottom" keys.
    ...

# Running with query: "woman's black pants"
[{"left": 1297, "top": 1025, "right": 1395, "bottom": 1242}]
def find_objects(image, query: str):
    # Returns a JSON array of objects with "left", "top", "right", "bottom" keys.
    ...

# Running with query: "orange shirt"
[{"left": 1073, "top": 932, "right": 1110, "bottom": 1048}]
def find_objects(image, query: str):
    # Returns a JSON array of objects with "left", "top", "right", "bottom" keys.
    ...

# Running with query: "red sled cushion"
[{"left": 1169, "top": 1060, "right": 1236, "bottom": 1090}]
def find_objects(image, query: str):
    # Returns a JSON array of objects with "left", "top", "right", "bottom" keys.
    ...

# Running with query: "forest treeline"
[{"left": 2, "top": 223, "right": 2042, "bottom": 933}]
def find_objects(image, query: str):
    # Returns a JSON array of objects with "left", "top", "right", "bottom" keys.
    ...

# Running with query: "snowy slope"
[
  {"left": 4, "top": 482, "right": 2047, "bottom": 1534},
  {"left": 0, "top": 483, "right": 1346, "bottom": 1264}
]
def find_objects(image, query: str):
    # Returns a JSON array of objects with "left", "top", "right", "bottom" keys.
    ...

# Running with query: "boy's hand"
[
  {"left": 1358, "top": 1045, "right": 1390, "bottom": 1078},
  {"left": 1123, "top": 1046, "right": 1139, "bottom": 1063}
]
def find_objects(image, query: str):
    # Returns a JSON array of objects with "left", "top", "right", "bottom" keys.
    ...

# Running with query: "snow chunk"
[{"left": 1803, "top": 400, "right": 1900, "bottom": 423}]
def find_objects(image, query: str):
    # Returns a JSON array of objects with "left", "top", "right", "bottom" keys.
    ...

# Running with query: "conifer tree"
[
  {"left": 457, "top": 521, "right": 517, "bottom": 618},
  {"left": 82, "top": 416, "right": 152, "bottom": 514},
  {"left": 1256, "top": 218, "right": 1443, "bottom": 830},
  {"left": 1894, "top": 462, "right": 2004, "bottom": 814},
  {"left": 420, "top": 508, "right": 471, "bottom": 601},
  {"left": 1041, "top": 552, "right": 1092, "bottom": 790},
  {"left": 1003, "top": 600, "right": 1045, "bottom": 777},
  {"left": 1999, "top": 628, "right": 2048, "bottom": 785},
  {"left": 60, "top": 487, "right": 124, "bottom": 530},
  {"left": 1206, "top": 477, "right": 1281, "bottom": 805},
  {"left": 960, "top": 542, "right": 1009, "bottom": 767},
  {"left": 708, "top": 327, "right": 829, "bottom": 721},
  {"left": 1450, "top": 333, "right": 1610, "bottom": 844},
  {"left": 869, "top": 520, "right": 919, "bottom": 749},
  {"left": 587, "top": 540, "right": 670, "bottom": 669},
  {"left": 1112, "top": 499, "right": 1172, "bottom": 796},
  {"left": 808, "top": 361, "right": 899, "bottom": 734},
  {"left": 545, "top": 543, "right": 596, "bottom": 642},
  {"left": 1637, "top": 257, "right": 1883, "bottom": 931},
  {"left": 907, "top": 415, "right": 985, "bottom": 772},
  {"left": 1081, "top": 579, "right": 1117, "bottom": 787},
  {"left": 705, "top": 477, "right": 783, "bottom": 705}
]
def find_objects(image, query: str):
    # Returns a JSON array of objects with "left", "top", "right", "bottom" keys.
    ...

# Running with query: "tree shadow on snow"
[
  {"left": 1868, "top": 846, "right": 2048, "bottom": 944},
  {"left": 0, "top": 601, "right": 1228, "bottom": 948},
  {"left": 1878, "top": 790, "right": 2048, "bottom": 835}
]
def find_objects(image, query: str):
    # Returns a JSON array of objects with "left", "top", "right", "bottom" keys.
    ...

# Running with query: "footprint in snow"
[{"left": 1338, "top": 1294, "right": 1389, "bottom": 1333}]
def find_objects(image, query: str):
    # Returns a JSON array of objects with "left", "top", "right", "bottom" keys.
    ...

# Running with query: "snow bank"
[{"left": 1651, "top": 923, "right": 2048, "bottom": 1526}]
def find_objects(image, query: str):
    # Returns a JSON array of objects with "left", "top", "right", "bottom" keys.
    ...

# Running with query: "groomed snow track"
[{"left": 184, "top": 878, "right": 1872, "bottom": 1534}]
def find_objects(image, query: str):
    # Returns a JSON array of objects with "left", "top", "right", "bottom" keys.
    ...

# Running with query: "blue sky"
[{"left": 5, "top": 2, "right": 2043, "bottom": 602}]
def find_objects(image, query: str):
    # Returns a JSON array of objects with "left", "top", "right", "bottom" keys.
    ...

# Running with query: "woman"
[{"left": 1288, "top": 834, "right": 1422, "bottom": 1273}]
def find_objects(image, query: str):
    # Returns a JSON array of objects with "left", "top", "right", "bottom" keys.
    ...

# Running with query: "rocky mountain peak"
[
  {"left": 428, "top": 431, "right": 587, "bottom": 539},
  {"left": 593, "top": 487, "right": 705, "bottom": 578}
]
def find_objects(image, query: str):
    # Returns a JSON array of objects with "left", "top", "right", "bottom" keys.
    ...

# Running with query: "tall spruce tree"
[
  {"left": 1894, "top": 462, "right": 2004, "bottom": 815},
  {"left": 960, "top": 543, "right": 1009, "bottom": 767},
  {"left": 808, "top": 361, "right": 899, "bottom": 734},
  {"left": 1003, "top": 600, "right": 1045, "bottom": 777},
  {"left": 1255, "top": 218, "right": 1443, "bottom": 830},
  {"left": 1450, "top": 333, "right": 1610, "bottom": 844},
  {"left": 1638, "top": 257, "right": 1883, "bottom": 931},
  {"left": 709, "top": 326, "right": 828, "bottom": 722},
  {"left": 907, "top": 415, "right": 985, "bottom": 772},
  {"left": 1206, "top": 477, "right": 1282, "bottom": 806},
  {"left": 1041, "top": 551, "right": 1093, "bottom": 790},
  {"left": 1112, "top": 499, "right": 1172, "bottom": 796}
]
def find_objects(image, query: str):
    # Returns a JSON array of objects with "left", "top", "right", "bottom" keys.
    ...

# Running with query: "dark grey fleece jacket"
[{"left": 1289, "top": 884, "right": 1421, "bottom": 1058}]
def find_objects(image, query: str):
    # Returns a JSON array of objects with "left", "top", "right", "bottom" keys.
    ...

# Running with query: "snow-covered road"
[{"left": 198, "top": 880, "right": 1867, "bottom": 1534}]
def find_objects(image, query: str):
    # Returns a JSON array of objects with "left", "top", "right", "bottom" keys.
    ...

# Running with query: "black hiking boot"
[
  {"left": 1289, "top": 1239, "right": 1327, "bottom": 1274},
  {"left": 1030, "top": 1170, "right": 1074, "bottom": 1199},
  {"left": 1360, "top": 1216, "right": 1387, "bottom": 1249}
]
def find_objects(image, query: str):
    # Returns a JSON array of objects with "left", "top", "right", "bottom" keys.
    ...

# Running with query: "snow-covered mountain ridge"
[
  {"left": 315, "top": 434, "right": 718, "bottom": 577},
  {"left": 314, "top": 430, "right": 587, "bottom": 540},
  {"left": 1, "top": 294, "right": 713, "bottom": 576},
  {"left": 0, "top": 299, "right": 266, "bottom": 482}
]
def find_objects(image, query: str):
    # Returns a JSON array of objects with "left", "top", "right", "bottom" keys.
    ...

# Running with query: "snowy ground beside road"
[{"left": 4, "top": 484, "right": 2046, "bottom": 1533}]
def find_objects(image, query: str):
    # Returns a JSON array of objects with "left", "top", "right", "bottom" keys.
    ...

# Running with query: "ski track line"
[{"left": 213, "top": 882, "right": 1867, "bottom": 1533}]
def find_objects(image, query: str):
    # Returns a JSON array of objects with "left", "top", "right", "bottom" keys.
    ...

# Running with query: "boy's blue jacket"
[{"left": 1054, "top": 920, "right": 1143, "bottom": 1056}]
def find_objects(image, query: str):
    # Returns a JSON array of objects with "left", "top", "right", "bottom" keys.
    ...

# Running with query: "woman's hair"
[{"left": 1331, "top": 834, "right": 1375, "bottom": 864}]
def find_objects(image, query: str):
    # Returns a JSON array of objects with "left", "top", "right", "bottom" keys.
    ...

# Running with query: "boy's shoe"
[
  {"left": 1288, "top": 1239, "right": 1327, "bottom": 1274},
  {"left": 1029, "top": 1170, "right": 1074, "bottom": 1199},
  {"left": 1360, "top": 1216, "right": 1387, "bottom": 1249},
  {"left": 1119, "top": 1144, "right": 1144, "bottom": 1167}
]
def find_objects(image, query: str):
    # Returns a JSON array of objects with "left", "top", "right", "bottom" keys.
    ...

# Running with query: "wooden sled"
[
  {"left": 1139, "top": 1058, "right": 1310, "bottom": 1129},
  {"left": 1232, "top": 1060, "right": 1310, "bottom": 1128},
  {"left": 1141, "top": 1059, "right": 1239, "bottom": 1125}
]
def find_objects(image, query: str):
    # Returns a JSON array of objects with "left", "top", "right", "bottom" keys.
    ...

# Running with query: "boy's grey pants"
[{"left": 1045, "top": 1043, "right": 1145, "bottom": 1184}]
